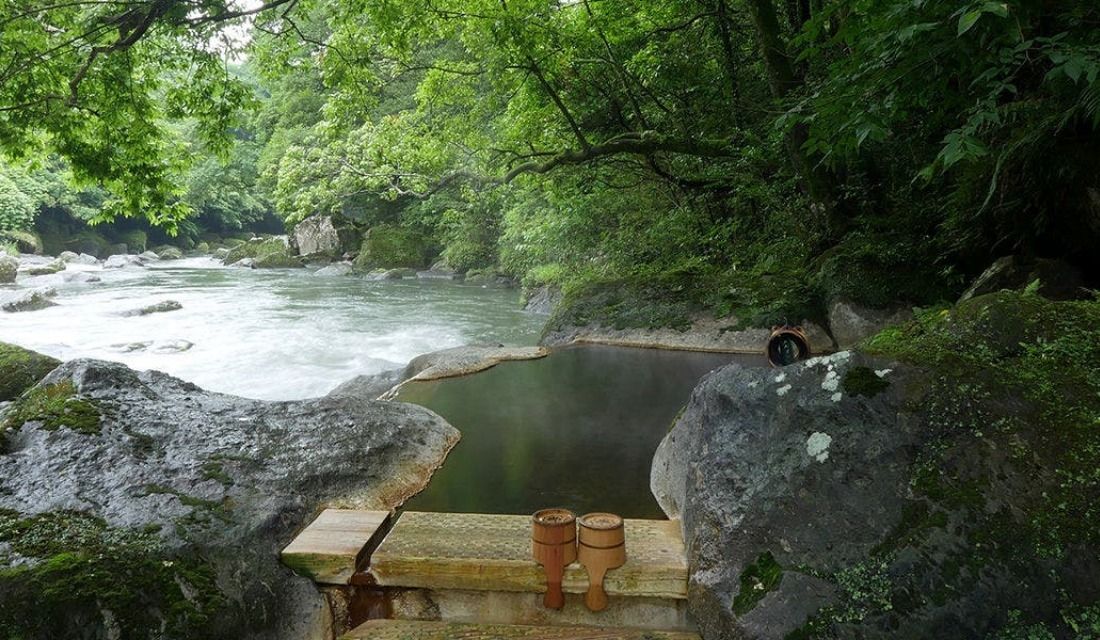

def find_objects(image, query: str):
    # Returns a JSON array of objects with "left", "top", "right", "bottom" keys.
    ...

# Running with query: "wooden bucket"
[
  {"left": 577, "top": 512, "right": 626, "bottom": 612},
  {"left": 531, "top": 508, "right": 577, "bottom": 609}
]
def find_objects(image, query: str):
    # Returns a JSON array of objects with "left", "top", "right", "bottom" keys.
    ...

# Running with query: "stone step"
[
  {"left": 281, "top": 509, "right": 391, "bottom": 584},
  {"left": 369, "top": 512, "right": 688, "bottom": 599},
  {"left": 342, "top": 620, "right": 701, "bottom": 640}
]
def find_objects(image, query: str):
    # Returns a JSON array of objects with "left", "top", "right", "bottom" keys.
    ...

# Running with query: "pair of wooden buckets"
[{"left": 531, "top": 508, "right": 626, "bottom": 612}]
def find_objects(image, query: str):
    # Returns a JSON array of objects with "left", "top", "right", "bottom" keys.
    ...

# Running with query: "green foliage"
[{"left": 0, "top": 171, "right": 35, "bottom": 232}]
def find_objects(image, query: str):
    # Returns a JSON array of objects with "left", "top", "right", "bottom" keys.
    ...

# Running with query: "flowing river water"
[{"left": 2, "top": 257, "right": 763, "bottom": 515}]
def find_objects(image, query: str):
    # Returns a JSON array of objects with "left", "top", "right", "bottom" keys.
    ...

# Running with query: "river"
[{"left": 0, "top": 258, "right": 542, "bottom": 400}]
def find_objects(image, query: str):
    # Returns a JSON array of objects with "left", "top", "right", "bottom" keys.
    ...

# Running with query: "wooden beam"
[
  {"left": 281, "top": 509, "right": 390, "bottom": 584},
  {"left": 342, "top": 620, "right": 701, "bottom": 640},
  {"left": 369, "top": 512, "right": 688, "bottom": 599}
]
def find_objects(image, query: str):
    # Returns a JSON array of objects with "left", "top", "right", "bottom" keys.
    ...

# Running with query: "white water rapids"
[{"left": 0, "top": 258, "right": 543, "bottom": 400}]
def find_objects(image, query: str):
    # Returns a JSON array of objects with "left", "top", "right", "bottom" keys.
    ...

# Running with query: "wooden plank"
[
  {"left": 281, "top": 508, "right": 390, "bottom": 584},
  {"left": 369, "top": 512, "right": 688, "bottom": 599},
  {"left": 342, "top": 620, "right": 701, "bottom": 640}
]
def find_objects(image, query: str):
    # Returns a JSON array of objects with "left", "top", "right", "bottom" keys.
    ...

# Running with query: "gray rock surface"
[
  {"left": 294, "top": 215, "right": 347, "bottom": 257},
  {"left": 959, "top": 255, "right": 1086, "bottom": 302},
  {"left": 61, "top": 271, "right": 101, "bottom": 283},
  {"left": 402, "top": 345, "right": 549, "bottom": 382},
  {"left": 0, "top": 359, "right": 459, "bottom": 639},
  {"left": 0, "top": 255, "right": 16, "bottom": 283},
  {"left": 18, "top": 258, "right": 65, "bottom": 276},
  {"left": 827, "top": 299, "right": 913, "bottom": 349},
  {"left": 523, "top": 285, "right": 562, "bottom": 314},
  {"left": 326, "top": 367, "right": 408, "bottom": 400},
  {"left": 652, "top": 353, "right": 926, "bottom": 638},
  {"left": 313, "top": 262, "right": 353, "bottom": 277},
  {"left": 229, "top": 257, "right": 256, "bottom": 268},
  {"left": 1, "top": 288, "right": 58, "bottom": 312},
  {"left": 138, "top": 250, "right": 160, "bottom": 262},
  {"left": 543, "top": 317, "right": 835, "bottom": 355},
  {"left": 104, "top": 254, "right": 144, "bottom": 269}
]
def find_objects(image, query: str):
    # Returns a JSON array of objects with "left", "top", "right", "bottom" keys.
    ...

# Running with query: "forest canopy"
[{"left": 2, "top": 0, "right": 1098, "bottom": 315}]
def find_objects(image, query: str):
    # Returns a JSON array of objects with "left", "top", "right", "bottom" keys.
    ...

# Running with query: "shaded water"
[
  {"left": 397, "top": 345, "right": 765, "bottom": 518},
  {"left": 0, "top": 258, "right": 542, "bottom": 400}
]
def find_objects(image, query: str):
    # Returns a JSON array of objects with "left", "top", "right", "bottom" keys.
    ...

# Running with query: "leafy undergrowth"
[
  {"left": 0, "top": 509, "right": 226, "bottom": 639},
  {"left": 790, "top": 290, "right": 1100, "bottom": 638}
]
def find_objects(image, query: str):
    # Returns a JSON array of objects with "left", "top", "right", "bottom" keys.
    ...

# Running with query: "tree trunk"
[{"left": 742, "top": 0, "right": 843, "bottom": 238}]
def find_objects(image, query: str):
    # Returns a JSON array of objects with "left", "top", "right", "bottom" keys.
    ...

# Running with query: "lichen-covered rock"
[
  {"left": 0, "top": 342, "right": 60, "bottom": 401},
  {"left": 827, "top": 299, "right": 913, "bottom": 349},
  {"left": 0, "top": 254, "right": 17, "bottom": 283},
  {"left": 1, "top": 288, "right": 57, "bottom": 312},
  {"left": 653, "top": 292, "right": 1100, "bottom": 639},
  {"left": 0, "top": 359, "right": 459, "bottom": 639}
]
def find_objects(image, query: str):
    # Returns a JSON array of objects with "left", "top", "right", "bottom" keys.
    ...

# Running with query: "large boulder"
[
  {"left": 313, "top": 262, "right": 353, "bottom": 277},
  {"left": 0, "top": 254, "right": 17, "bottom": 283},
  {"left": 0, "top": 359, "right": 459, "bottom": 639},
  {"left": 351, "top": 225, "right": 429, "bottom": 272},
  {"left": 293, "top": 215, "right": 352, "bottom": 258},
  {"left": 0, "top": 342, "right": 60, "bottom": 401},
  {"left": 153, "top": 245, "right": 184, "bottom": 260},
  {"left": 959, "top": 255, "right": 1087, "bottom": 302},
  {"left": 827, "top": 299, "right": 913, "bottom": 350},
  {"left": 652, "top": 292, "right": 1100, "bottom": 639}
]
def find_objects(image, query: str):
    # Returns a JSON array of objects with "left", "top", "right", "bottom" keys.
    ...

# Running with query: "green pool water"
[{"left": 396, "top": 345, "right": 765, "bottom": 518}]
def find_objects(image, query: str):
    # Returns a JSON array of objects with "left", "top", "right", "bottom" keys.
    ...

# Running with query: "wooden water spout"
[
  {"left": 577, "top": 512, "right": 627, "bottom": 612},
  {"left": 531, "top": 508, "right": 577, "bottom": 609}
]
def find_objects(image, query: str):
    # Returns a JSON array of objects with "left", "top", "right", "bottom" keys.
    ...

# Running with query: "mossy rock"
[
  {"left": 253, "top": 252, "right": 304, "bottom": 268},
  {"left": 0, "top": 230, "right": 43, "bottom": 254},
  {"left": 222, "top": 236, "right": 292, "bottom": 265},
  {"left": 0, "top": 342, "right": 60, "bottom": 402},
  {"left": 117, "top": 230, "right": 148, "bottom": 253},
  {"left": 544, "top": 275, "right": 701, "bottom": 334},
  {"left": 0, "top": 509, "right": 226, "bottom": 638},
  {"left": 3, "top": 380, "right": 101, "bottom": 434},
  {"left": 63, "top": 229, "right": 110, "bottom": 258},
  {"left": 352, "top": 225, "right": 430, "bottom": 271}
]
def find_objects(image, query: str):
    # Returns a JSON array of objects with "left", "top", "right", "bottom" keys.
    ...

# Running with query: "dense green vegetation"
[{"left": 1, "top": 0, "right": 1096, "bottom": 318}]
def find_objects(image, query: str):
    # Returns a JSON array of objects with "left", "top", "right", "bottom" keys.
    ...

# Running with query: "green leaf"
[{"left": 958, "top": 10, "right": 983, "bottom": 35}]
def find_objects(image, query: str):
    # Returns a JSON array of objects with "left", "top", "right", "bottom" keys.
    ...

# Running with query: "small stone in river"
[
  {"left": 1, "top": 288, "right": 58, "bottom": 312},
  {"left": 121, "top": 300, "right": 182, "bottom": 317},
  {"left": 151, "top": 339, "right": 194, "bottom": 353},
  {"left": 63, "top": 271, "right": 101, "bottom": 284},
  {"left": 110, "top": 341, "right": 153, "bottom": 353}
]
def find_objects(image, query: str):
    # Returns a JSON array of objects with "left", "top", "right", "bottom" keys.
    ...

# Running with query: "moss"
[
  {"left": 200, "top": 461, "right": 233, "bottom": 486},
  {"left": 253, "top": 252, "right": 304, "bottom": 268},
  {"left": 0, "top": 229, "right": 43, "bottom": 254},
  {"left": 222, "top": 236, "right": 292, "bottom": 265},
  {"left": 732, "top": 551, "right": 783, "bottom": 616},
  {"left": 3, "top": 380, "right": 101, "bottom": 436},
  {"left": 352, "top": 224, "right": 430, "bottom": 270},
  {"left": 544, "top": 275, "right": 700, "bottom": 334},
  {"left": 841, "top": 366, "right": 890, "bottom": 397},
  {"left": 0, "top": 342, "right": 60, "bottom": 402},
  {"left": 0, "top": 509, "right": 226, "bottom": 638}
]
